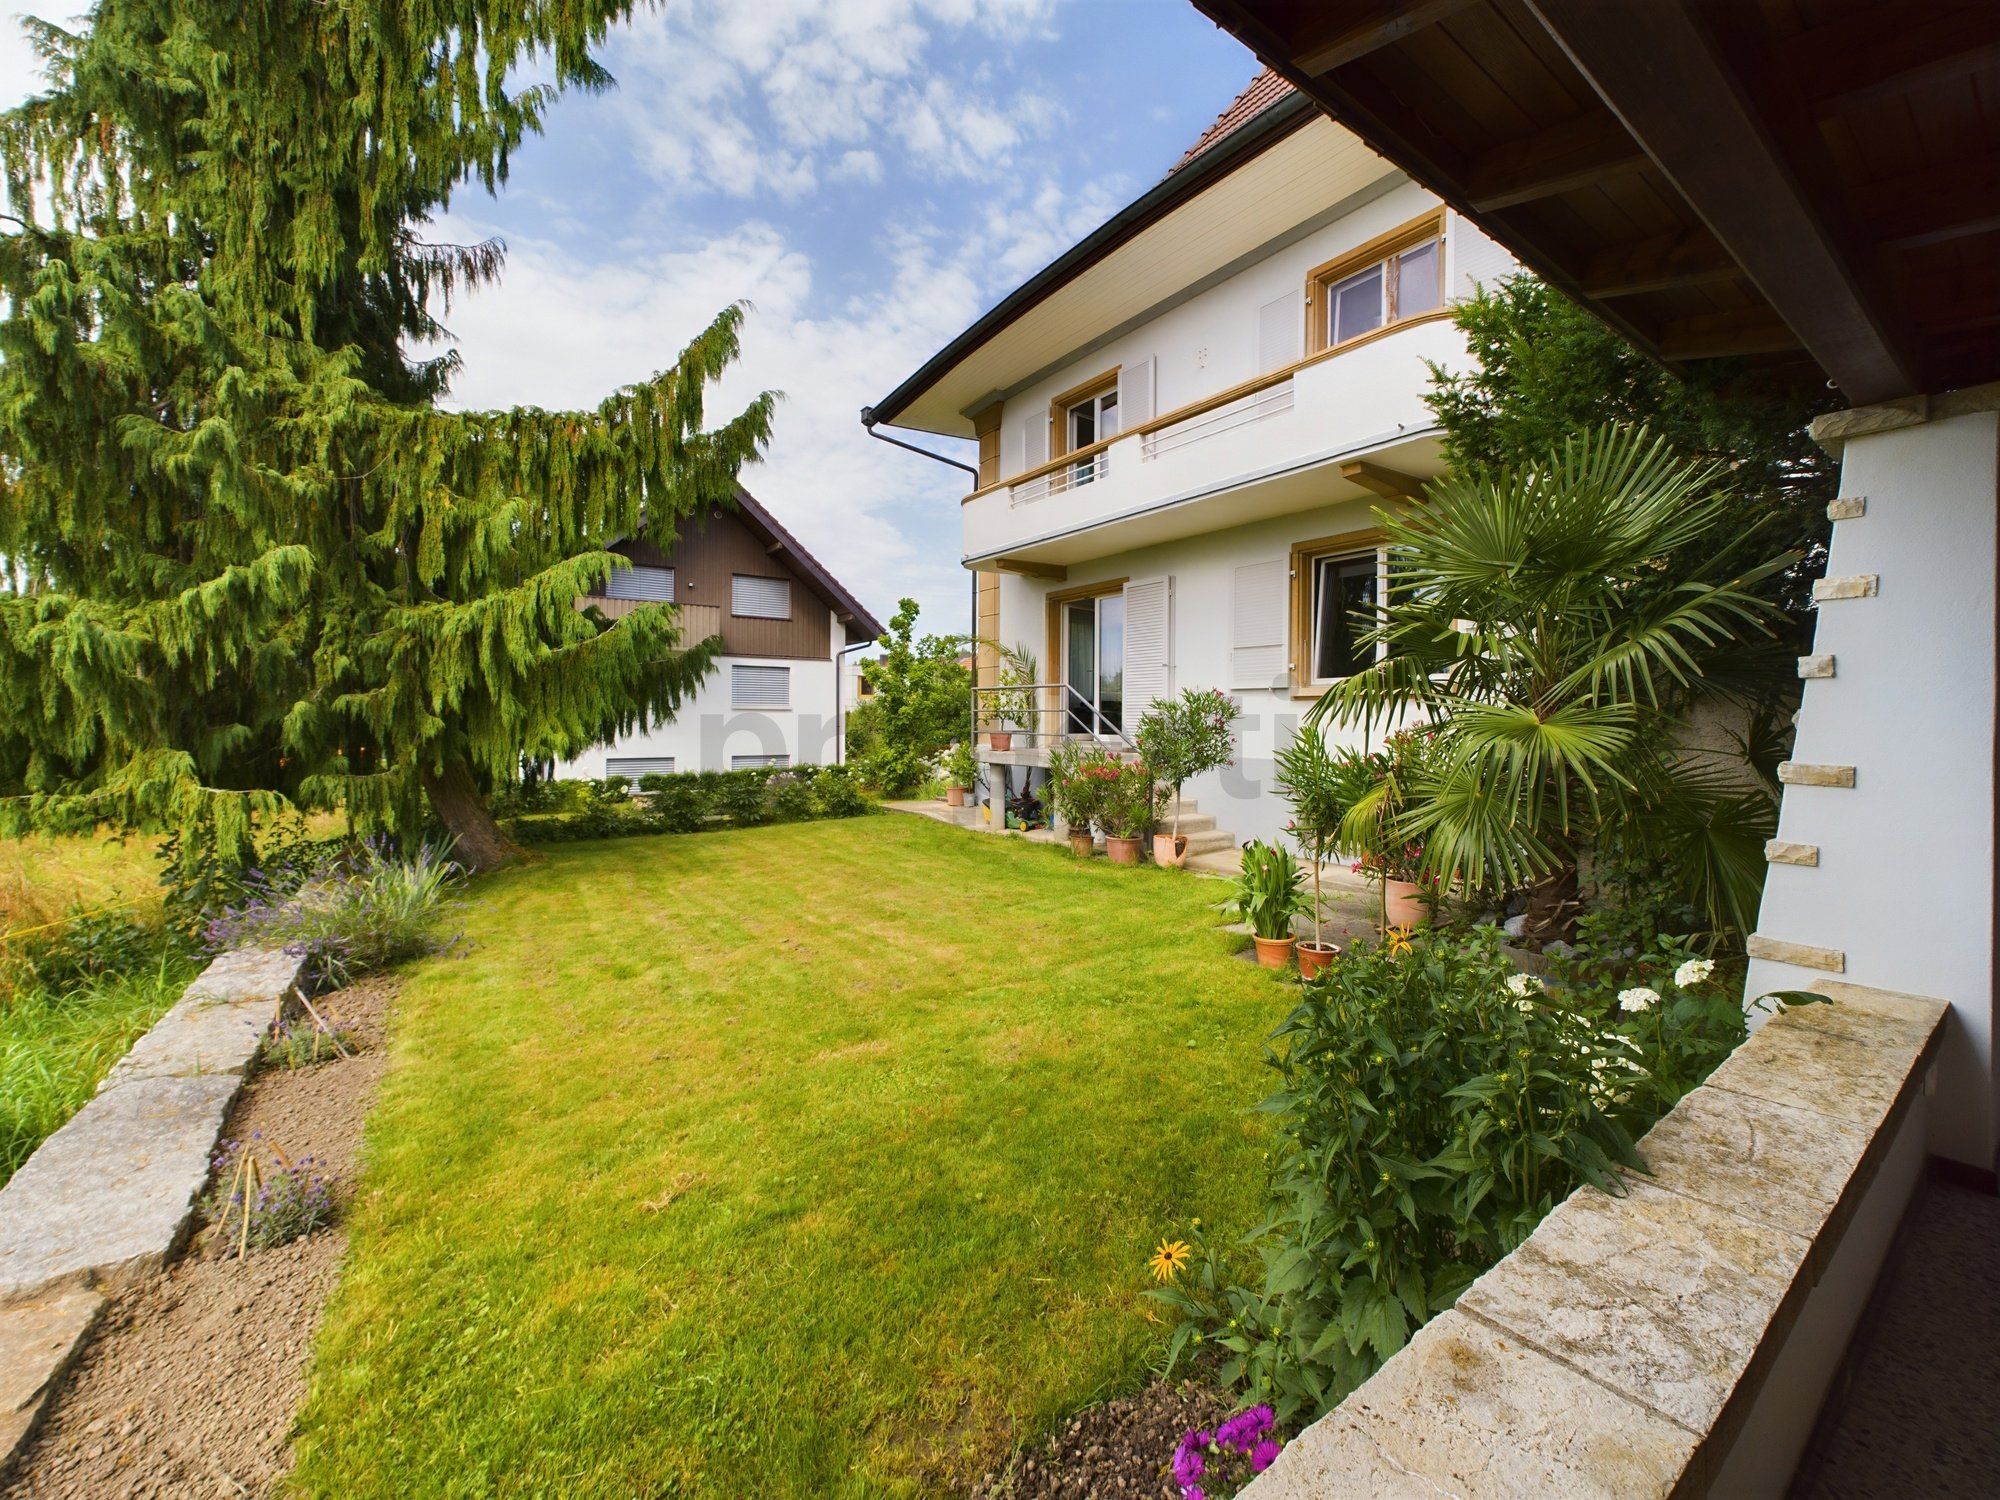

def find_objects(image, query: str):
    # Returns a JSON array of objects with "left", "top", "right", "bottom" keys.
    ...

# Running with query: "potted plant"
[
  {"left": 1227, "top": 840, "right": 1310, "bottom": 969},
  {"left": 1342, "top": 728, "right": 1443, "bottom": 931},
  {"left": 1134, "top": 687, "right": 1235, "bottom": 869},
  {"left": 942, "top": 741, "right": 978, "bottom": 808},
  {"left": 1095, "top": 758, "right": 1159, "bottom": 865},
  {"left": 1048, "top": 740, "right": 1102, "bottom": 855},
  {"left": 984, "top": 643, "right": 1038, "bottom": 751},
  {"left": 1274, "top": 730, "right": 1377, "bottom": 979}
]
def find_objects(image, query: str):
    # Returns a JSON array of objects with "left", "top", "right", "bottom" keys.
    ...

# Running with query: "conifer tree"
[{"left": 0, "top": 2, "right": 773, "bottom": 870}]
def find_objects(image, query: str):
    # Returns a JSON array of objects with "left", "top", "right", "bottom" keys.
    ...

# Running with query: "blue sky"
[{"left": 0, "top": 2, "right": 1259, "bottom": 638}]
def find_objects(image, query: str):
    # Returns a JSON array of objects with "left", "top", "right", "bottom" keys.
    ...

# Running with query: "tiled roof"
[{"left": 1168, "top": 67, "right": 1297, "bottom": 175}]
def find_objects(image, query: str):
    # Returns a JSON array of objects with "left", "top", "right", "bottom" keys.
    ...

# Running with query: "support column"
[{"left": 1746, "top": 390, "right": 1998, "bottom": 1181}]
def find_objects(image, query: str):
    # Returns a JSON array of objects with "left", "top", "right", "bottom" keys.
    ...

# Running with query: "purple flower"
[{"left": 1251, "top": 1439, "right": 1281, "bottom": 1473}]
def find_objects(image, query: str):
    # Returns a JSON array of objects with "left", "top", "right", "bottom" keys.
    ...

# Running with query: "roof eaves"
[
  {"left": 864, "top": 87, "right": 1318, "bottom": 434},
  {"left": 731, "top": 487, "right": 884, "bottom": 642}
]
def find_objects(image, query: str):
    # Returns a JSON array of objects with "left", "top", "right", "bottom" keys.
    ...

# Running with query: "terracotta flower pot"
[
  {"left": 946, "top": 786, "right": 967, "bottom": 808},
  {"left": 1153, "top": 832, "right": 1189, "bottom": 868},
  {"left": 1252, "top": 935, "right": 1296, "bottom": 970},
  {"left": 1105, "top": 834, "right": 1142, "bottom": 865},
  {"left": 1297, "top": 941, "right": 1341, "bottom": 980},
  {"left": 1382, "top": 878, "right": 1429, "bottom": 929},
  {"left": 1068, "top": 831, "right": 1095, "bottom": 857},
  {"left": 988, "top": 730, "right": 1013, "bottom": 752}
]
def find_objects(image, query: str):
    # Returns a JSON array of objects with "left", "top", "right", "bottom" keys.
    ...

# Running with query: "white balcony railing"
[
  {"left": 1010, "top": 448, "right": 1110, "bottom": 507},
  {"left": 1140, "top": 377, "right": 1294, "bottom": 461}
]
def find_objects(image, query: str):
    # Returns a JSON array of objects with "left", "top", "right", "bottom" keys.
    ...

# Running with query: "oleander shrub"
[{"left": 1151, "top": 922, "right": 1758, "bottom": 1426}]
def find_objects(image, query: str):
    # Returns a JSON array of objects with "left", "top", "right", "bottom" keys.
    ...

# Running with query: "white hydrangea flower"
[
  {"left": 1505, "top": 973, "right": 1540, "bottom": 998},
  {"left": 1618, "top": 986, "right": 1660, "bottom": 1013},
  {"left": 1674, "top": 958, "right": 1715, "bottom": 988}
]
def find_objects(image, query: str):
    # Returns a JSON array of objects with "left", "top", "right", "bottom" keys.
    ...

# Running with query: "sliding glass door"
[{"left": 1062, "top": 593, "right": 1124, "bottom": 736}]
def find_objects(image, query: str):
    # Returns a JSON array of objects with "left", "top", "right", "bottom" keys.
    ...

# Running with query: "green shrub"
[
  {"left": 812, "top": 766, "right": 869, "bottom": 819},
  {"left": 504, "top": 766, "right": 873, "bottom": 845},
  {"left": 1152, "top": 928, "right": 1648, "bottom": 1432},
  {"left": 261, "top": 1014, "right": 360, "bottom": 1069}
]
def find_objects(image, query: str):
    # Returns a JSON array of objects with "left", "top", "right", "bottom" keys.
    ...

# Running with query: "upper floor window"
[
  {"left": 1066, "top": 383, "right": 1120, "bottom": 452},
  {"left": 1047, "top": 369, "right": 1121, "bottom": 488},
  {"left": 1307, "top": 211, "right": 1446, "bottom": 355},
  {"left": 731, "top": 574, "right": 791, "bottom": 619},
  {"left": 601, "top": 563, "right": 675, "bottom": 602}
]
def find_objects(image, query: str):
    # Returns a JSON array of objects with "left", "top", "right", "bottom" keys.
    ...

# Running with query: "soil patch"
[
  {"left": 3, "top": 975, "right": 397, "bottom": 1499},
  {"left": 975, "top": 1378, "right": 1232, "bottom": 1500}
]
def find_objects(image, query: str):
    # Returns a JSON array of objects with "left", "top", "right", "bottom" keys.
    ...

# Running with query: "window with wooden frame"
[
  {"left": 1048, "top": 367, "right": 1121, "bottom": 462},
  {"left": 1289, "top": 531, "right": 1387, "bottom": 692},
  {"left": 1304, "top": 210, "right": 1446, "bottom": 356}
]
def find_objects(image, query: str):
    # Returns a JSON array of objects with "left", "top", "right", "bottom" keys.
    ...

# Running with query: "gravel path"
[{"left": 3, "top": 976, "right": 396, "bottom": 1499}]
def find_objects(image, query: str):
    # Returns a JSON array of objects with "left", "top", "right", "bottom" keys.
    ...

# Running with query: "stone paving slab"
[
  {"left": 1632, "top": 1084, "right": 1873, "bottom": 1241},
  {"left": 0, "top": 1287, "right": 104, "bottom": 1479},
  {"left": 1700, "top": 1019, "right": 1913, "bottom": 1127},
  {"left": 1456, "top": 1176, "right": 1810, "bottom": 1434},
  {"left": 1249, "top": 1311, "right": 1697, "bottom": 1499},
  {"left": 101, "top": 988, "right": 272, "bottom": 1089},
  {"left": 181, "top": 946, "right": 304, "bottom": 1005},
  {"left": 0, "top": 1075, "right": 241, "bottom": 1302}
]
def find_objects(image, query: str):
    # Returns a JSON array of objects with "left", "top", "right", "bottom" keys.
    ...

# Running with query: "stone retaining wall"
[
  {"left": 1244, "top": 979, "right": 1950, "bottom": 1499},
  {"left": 0, "top": 948, "right": 305, "bottom": 1475}
]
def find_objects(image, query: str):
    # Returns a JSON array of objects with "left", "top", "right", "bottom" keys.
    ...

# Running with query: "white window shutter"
[
  {"left": 1231, "top": 559, "right": 1289, "bottom": 688},
  {"left": 603, "top": 563, "right": 675, "bottom": 602},
  {"left": 731, "top": 664, "right": 791, "bottom": 708},
  {"left": 1258, "top": 290, "right": 1302, "bottom": 372},
  {"left": 731, "top": 574, "right": 791, "bottom": 619},
  {"left": 1022, "top": 414, "right": 1049, "bottom": 472},
  {"left": 605, "top": 755, "right": 674, "bottom": 779},
  {"left": 1117, "top": 357, "right": 1156, "bottom": 427},
  {"left": 1121, "top": 575, "right": 1173, "bottom": 737}
]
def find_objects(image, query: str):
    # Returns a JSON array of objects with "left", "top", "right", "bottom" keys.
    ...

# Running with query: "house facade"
[
  {"left": 868, "top": 73, "right": 1516, "bottom": 854},
  {"left": 556, "top": 489, "right": 881, "bottom": 779}
]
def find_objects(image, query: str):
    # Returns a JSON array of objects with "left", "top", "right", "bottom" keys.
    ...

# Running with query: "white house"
[
  {"left": 867, "top": 72, "right": 1516, "bottom": 857},
  {"left": 556, "top": 488, "right": 881, "bottom": 780}
]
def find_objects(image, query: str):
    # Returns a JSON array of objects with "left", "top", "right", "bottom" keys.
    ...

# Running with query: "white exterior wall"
[
  {"left": 557, "top": 652, "right": 843, "bottom": 778},
  {"left": 988, "top": 185, "right": 1509, "bottom": 484},
  {"left": 992, "top": 491, "right": 1418, "bottom": 851},
  {"left": 1746, "top": 408, "right": 1999, "bottom": 1172}
]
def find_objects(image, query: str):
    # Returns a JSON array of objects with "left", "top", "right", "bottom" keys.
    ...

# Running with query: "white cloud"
[{"left": 608, "top": 0, "right": 1064, "bottom": 199}]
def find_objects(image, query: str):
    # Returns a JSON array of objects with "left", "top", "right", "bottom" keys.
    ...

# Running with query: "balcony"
[{"left": 963, "top": 315, "right": 1466, "bottom": 570}]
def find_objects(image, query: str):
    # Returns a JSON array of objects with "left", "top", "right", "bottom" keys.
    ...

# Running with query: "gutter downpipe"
[{"left": 861, "top": 407, "right": 986, "bottom": 804}]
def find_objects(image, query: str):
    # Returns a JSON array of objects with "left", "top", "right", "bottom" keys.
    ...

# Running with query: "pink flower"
[{"left": 1251, "top": 1439, "right": 1281, "bottom": 1473}]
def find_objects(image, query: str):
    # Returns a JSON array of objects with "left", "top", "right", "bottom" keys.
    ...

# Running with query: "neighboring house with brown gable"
[{"left": 558, "top": 488, "right": 881, "bottom": 779}]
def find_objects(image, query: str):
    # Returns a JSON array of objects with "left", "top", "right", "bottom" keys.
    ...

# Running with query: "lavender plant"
[
  {"left": 261, "top": 1014, "right": 359, "bottom": 1070},
  {"left": 205, "top": 839, "right": 463, "bottom": 987},
  {"left": 205, "top": 1135, "right": 336, "bottom": 1253}
]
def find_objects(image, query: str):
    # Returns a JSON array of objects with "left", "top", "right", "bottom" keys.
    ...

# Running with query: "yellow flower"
[
  {"left": 1148, "top": 1238, "right": 1193, "bottom": 1283},
  {"left": 1384, "top": 925, "right": 1415, "bottom": 958}
]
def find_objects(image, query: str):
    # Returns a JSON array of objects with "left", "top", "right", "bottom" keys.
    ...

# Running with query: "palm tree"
[{"left": 1309, "top": 423, "right": 1796, "bottom": 944}]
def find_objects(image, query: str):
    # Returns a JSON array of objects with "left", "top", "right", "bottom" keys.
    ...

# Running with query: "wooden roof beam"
[
  {"left": 1524, "top": 0, "right": 1918, "bottom": 404},
  {"left": 1792, "top": 5, "right": 2000, "bottom": 119},
  {"left": 1341, "top": 460, "right": 1427, "bottom": 501},
  {"left": 1579, "top": 228, "right": 1740, "bottom": 298},
  {"left": 1656, "top": 307, "right": 1803, "bottom": 361},
  {"left": 1463, "top": 111, "right": 1649, "bottom": 212},
  {"left": 992, "top": 558, "right": 1067, "bottom": 582},
  {"left": 1293, "top": 0, "right": 1477, "bottom": 76}
]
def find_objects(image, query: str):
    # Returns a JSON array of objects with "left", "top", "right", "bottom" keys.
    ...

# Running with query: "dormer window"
[{"left": 1306, "top": 210, "right": 1446, "bottom": 355}]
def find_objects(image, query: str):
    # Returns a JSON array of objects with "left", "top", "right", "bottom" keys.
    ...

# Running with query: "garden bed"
[{"left": 4, "top": 975, "right": 397, "bottom": 1497}]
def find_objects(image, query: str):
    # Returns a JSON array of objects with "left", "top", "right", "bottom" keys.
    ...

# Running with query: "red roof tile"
[{"left": 1168, "top": 67, "right": 1297, "bottom": 175}]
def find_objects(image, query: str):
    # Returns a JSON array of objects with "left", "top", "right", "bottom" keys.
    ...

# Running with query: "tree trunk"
[
  {"left": 422, "top": 755, "right": 528, "bottom": 873},
  {"left": 1521, "top": 862, "right": 1582, "bottom": 948}
]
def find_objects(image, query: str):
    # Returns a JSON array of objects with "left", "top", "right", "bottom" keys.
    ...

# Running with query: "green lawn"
[{"left": 291, "top": 814, "right": 1291, "bottom": 1497}]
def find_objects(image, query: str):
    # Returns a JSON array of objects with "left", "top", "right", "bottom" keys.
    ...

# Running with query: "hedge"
[{"left": 499, "top": 766, "right": 872, "bottom": 845}]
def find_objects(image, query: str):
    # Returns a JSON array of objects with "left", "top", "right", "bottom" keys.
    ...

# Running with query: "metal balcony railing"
[
  {"left": 969, "top": 680, "right": 1128, "bottom": 749},
  {"left": 1009, "top": 449, "right": 1111, "bottom": 508}
]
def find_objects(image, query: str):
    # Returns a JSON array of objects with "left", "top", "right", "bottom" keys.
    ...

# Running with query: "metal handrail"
[{"left": 971, "top": 680, "right": 1127, "bottom": 746}]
